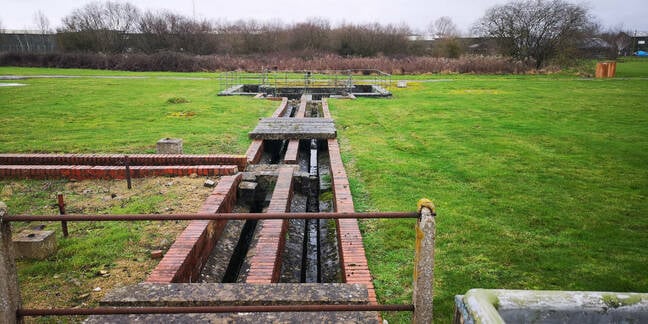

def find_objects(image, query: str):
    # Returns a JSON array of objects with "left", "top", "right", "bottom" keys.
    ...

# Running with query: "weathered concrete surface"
[
  {"left": 87, "top": 283, "right": 377, "bottom": 323},
  {"left": 99, "top": 283, "right": 369, "bottom": 306},
  {"left": 413, "top": 200, "right": 436, "bottom": 323},
  {"left": 0, "top": 202, "right": 22, "bottom": 324},
  {"left": 84, "top": 311, "right": 379, "bottom": 323},
  {"left": 455, "top": 289, "right": 648, "bottom": 324},
  {"left": 249, "top": 118, "right": 336, "bottom": 140},
  {"left": 13, "top": 229, "right": 57, "bottom": 260},
  {"left": 156, "top": 138, "right": 183, "bottom": 154}
]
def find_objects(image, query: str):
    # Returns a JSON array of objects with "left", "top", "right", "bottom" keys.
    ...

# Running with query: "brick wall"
[
  {"left": 245, "top": 140, "right": 264, "bottom": 164},
  {"left": 0, "top": 154, "right": 247, "bottom": 171},
  {"left": 321, "top": 98, "right": 332, "bottom": 118},
  {"left": 283, "top": 140, "right": 300, "bottom": 164},
  {"left": 147, "top": 173, "right": 242, "bottom": 283},
  {"left": 271, "top": 97, "right": 289, "bottom": 118},
  {"left": 0, "top": 165, "right": 238, "bottom": 180},
  {"left": 246, "top": 167, "right": 294, "bottom": 283},
  {"left": 295, "top": 96, "right": 307, "bottom": 118},
  {"left": 327, "top": 138, "right": 377, "bottom": 305}
]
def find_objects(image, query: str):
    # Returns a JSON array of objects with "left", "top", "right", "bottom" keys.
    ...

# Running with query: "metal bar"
[
  {"left": 124, "top": 155, "right": 132, "bottom": 190},
  {"left": 3, "top": 212, "right": 419, "bottom": 223},
  {"left": 56, "top": 193, "right": 68, "bottom": 237},
  {"left": 18, "top": 304, "right": 414, "bottom": 317}
]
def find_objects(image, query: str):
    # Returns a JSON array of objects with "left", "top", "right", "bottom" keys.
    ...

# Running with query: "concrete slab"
[{"left": 13, "top": 229, "right": 56, "bottom": 260}]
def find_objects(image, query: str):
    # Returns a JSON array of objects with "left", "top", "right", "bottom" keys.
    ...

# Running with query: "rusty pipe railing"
[
  {"left": 0, "top": 203, "right": 435, "bottom": 323},
  {"left": 2, "top": 212, "right": 420, "bottom": 223},
  {"left": 18, "top": 304, "right": 414, "bottom": 317}
]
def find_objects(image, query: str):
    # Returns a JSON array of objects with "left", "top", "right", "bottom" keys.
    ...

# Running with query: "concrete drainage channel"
[
  {"left": 196, "top": 98, "right": 339, "bottom": 285},
  {"left": 81, "top": 96, "right": 380, "bottom": 322}
]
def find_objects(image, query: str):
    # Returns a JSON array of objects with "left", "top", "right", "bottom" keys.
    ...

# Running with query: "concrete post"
[
  {"left": 413, "top": 199, "right": 436, "bottom": 324},
  {"left": 0, "top": 202, "right": 22, "bottom": 324},
  {"left": 156, "top": 138, "right": 183, "bottom": 154}
]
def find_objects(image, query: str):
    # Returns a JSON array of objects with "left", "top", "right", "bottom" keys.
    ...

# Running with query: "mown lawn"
[
  {"left": 0, "top": 70, "right": 277, "bottom": 322},
  {"left": 329, "top": 70, "right": 648, "bottom": 322},
  {"left": 0, "top": 75, "right": 276, "bottom": 154}
]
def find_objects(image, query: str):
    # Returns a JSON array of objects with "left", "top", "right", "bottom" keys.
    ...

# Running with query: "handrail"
[
  {"left": 18, "top": 304, "right": 414, "bottom": 317},
  {"left": 2, "top": 212, "right": 419, "bottom": 223}
]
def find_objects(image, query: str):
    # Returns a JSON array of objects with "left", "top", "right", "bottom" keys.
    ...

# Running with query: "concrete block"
[
  {"left": 13, "top": 229, "right": 57, "bottom": 260},
  {"left": 156, "top": 138, "right": 183, "bottom": 154}
]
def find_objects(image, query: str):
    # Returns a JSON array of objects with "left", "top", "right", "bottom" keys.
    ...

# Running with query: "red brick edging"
[
  {"left": 0, "top": 165, "right": 238, "bottom": 180},
  {"left": 0, "top": 153, "right": 247, "bottom": 171},
  {"left": 246, "top": 167, "right": 294, "bottom": 283},
  {"left": 271, "top": 97, "right": 289, "bottom": 117},
  {"left": 327, "top": 138, "right": 378, "bottom": 305},
  {"left": 147, "top": 174, "right": 242, "bottom": 283}
]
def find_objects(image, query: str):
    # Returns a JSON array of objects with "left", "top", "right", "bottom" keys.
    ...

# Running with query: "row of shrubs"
[{"left": 0, "top": 52, "right": 530, "bottom": 74}]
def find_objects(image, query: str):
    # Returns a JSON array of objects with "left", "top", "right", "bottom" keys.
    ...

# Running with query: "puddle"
[{"left": 0, "top": 83, "right": 27, "bottom": 87}]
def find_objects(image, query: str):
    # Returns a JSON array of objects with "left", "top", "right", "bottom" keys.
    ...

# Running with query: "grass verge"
[{"left": 330, "top": 72, "right": 648, "bottom": 323}]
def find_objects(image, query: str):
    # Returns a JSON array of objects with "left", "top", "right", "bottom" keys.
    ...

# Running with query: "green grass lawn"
[
  {"left": 2, "top": 65, "right": 647, "bottom": 323},
  {"left": 0, "top": 75, "right": 276, "bottom": 153},
  {"left": 329, "top": 74, "right": 648, "bottom": 322}
]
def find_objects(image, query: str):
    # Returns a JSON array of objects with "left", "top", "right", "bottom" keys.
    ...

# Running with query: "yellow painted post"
[{"left": 413, "top": 199, "right": 436, "bottom": 323}]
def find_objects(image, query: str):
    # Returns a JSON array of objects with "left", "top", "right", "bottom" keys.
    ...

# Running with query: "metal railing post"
[
  {"left": 0, "top": 202, "right": 22, "bottom": 324},
  {"left": 413, "top": 199, "right": 436, "bottom": 323}
]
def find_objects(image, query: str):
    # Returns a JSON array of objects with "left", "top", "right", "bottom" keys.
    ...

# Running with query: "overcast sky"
[{"left": 2, "top": 0, "right": 647, "bottom": 34}]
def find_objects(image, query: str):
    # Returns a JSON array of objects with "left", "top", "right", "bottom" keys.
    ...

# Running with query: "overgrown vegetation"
[
  {"left": 0, "top": 52, "right": 529, "bottom": 74},
  {"left": 475, "top": 0, "right": 597, "bottom": 68},
  {"left": 54, "top": 1, "right": 413, "bottom": 57},
  {"left": 1, "top": 177, "right": 213, "bottom": 323},
  {"left": 1, "top": 0, "right": 621, "bottom": 72}
]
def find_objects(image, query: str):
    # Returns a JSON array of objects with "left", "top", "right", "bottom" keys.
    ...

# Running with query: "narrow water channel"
[{"left": 199, "top": 98, "right": 340, "bottom": 284}]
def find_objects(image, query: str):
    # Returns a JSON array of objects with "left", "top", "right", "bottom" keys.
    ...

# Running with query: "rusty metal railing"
[
  {"left": 0, "top": 203, "right": 436, "bottom": 323},
  {"left": 18, "top": 304, "right": 414, "bottom": 317},
  {"left": 2, "top": 211, "right": 420, "bottom": 222}
]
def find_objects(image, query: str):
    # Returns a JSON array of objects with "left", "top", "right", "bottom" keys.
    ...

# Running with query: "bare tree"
[
  {"left": 290, "top": 17, "right": 331, "bottom": 52},
  {"left": 600, "top": 25, "right": 633, "bottom": 56},
  {"left": 32, "top": 10, "right": 54, "bottom": 52},
  {"left": 33, "top": 10, "right": 51, "bottom": 34},
  {"left": 432, "top": 16, "right": 460, "bottom": 38},
  {"left": 59, "top": 1, "right": 140, "bottom": 53},
  {"left": 138, "top": 10, "right": 218, "bottom": 54},
  {"left": 427, "top": 17, "right": 462, "bottom": 58},
  {"left": 475, "top": 0, "right": 595, "bottom": 68}
]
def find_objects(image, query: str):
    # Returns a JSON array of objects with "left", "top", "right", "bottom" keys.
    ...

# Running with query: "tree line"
[
  {"left": 2, "top": 0, "right": 627, "bottom": 69},
  {"left": 55, "top": 2, "right": 414, "bottom": 57}
]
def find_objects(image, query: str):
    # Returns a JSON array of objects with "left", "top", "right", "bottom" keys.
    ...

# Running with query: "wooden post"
[
  {"left": 57, "top": 193, "right": 68, "bottom": 237},
  {"left": 0, "top": 202, "right": 22, "bottom": 324},
  {"left": 413, "top": 198, "right": 436, "bottom": 323}
]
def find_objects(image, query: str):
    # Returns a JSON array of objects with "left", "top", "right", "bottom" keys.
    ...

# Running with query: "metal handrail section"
[
  {"left": 18, "top": 304, "right": 414, "bottom": 317},
  {"left": 218, "top": 69, "right": 393, "bottom": 92},
  {"left": 5, "top": 211, "right": 418, "bottom": 318},
  {"left": 2, "top": 212, "right": 419, "bottom": 223}
]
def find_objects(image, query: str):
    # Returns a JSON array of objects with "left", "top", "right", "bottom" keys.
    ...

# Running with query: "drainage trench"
[
  {"left": 283, "top": 100, "right": 339, "bottom": 283},
  {"left": 199, "top": 99, "right": 339, "bottom": 284}
]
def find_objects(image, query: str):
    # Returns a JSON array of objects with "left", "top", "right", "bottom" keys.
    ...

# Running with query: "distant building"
[
  {"left": 0, "top": 29, "right": 58, "bottom": 53},
  {"left": 578, "top": 38, "right": 615, "bottom": 59},
  {"left": 632, "top": 31, "right": 648, "bottom": 53}
]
